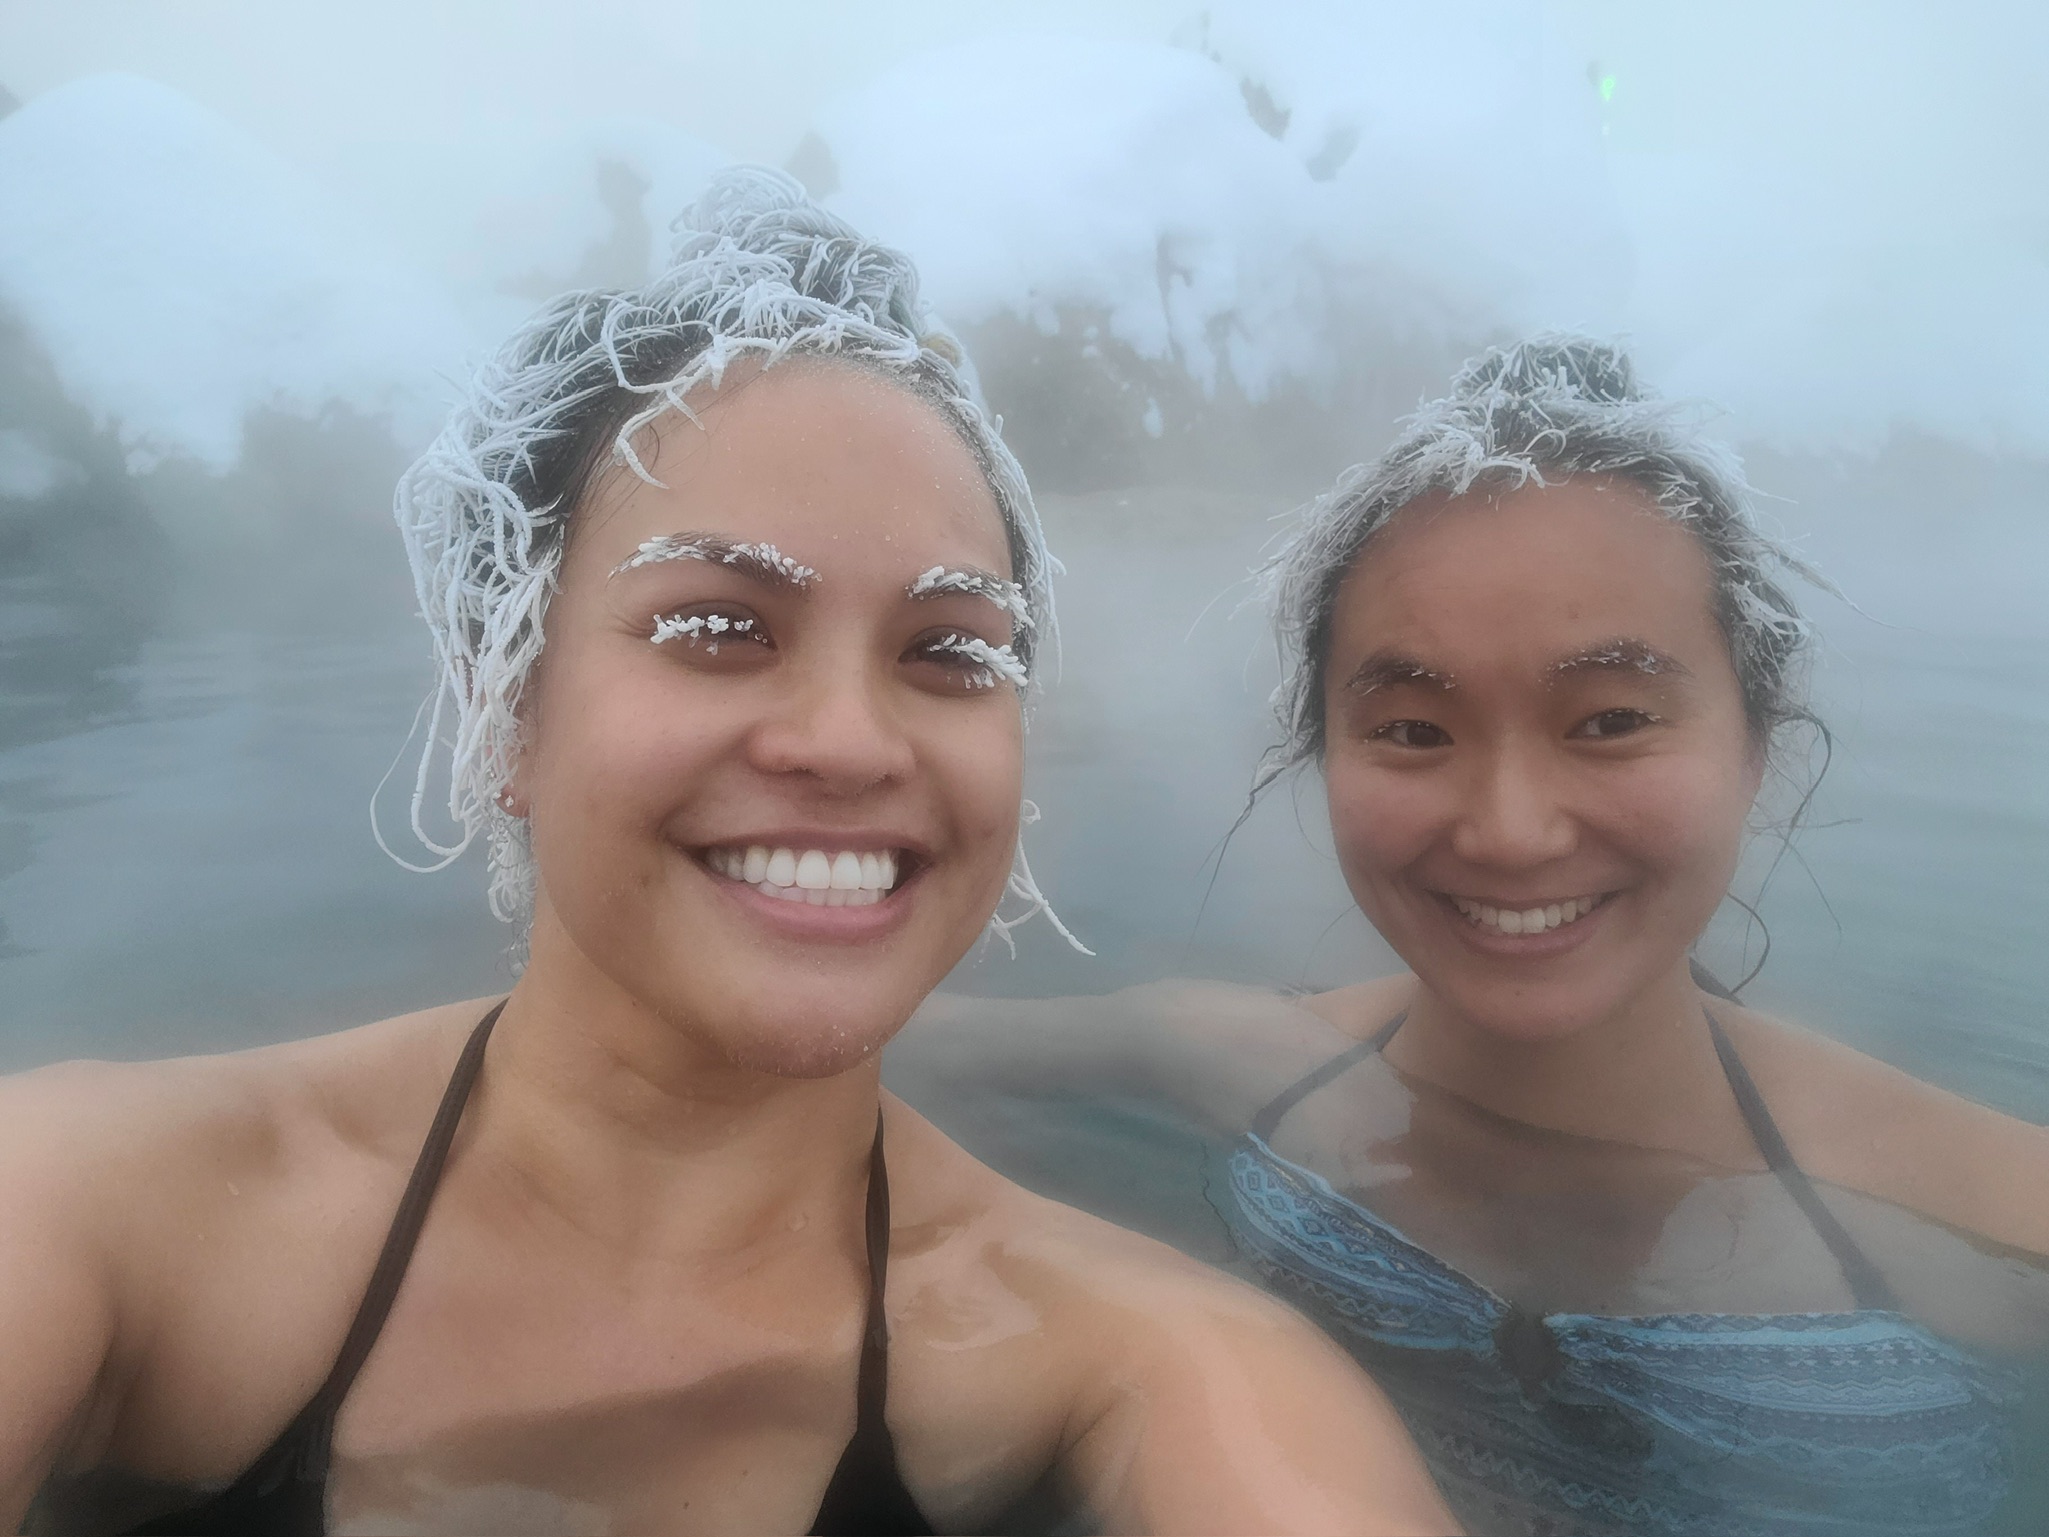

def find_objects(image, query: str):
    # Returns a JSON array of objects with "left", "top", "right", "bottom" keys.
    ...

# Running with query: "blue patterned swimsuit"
[{"left": 1228, "top": 1012, "right": 2016, "bottom": 1536}]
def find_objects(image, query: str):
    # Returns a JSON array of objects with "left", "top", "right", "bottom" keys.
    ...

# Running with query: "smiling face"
[
  {"left": 1321, "top": 476, "right": 1764, "bottom": 1042},
  {"left": 510, "top": 360, "right": 1025, "bottom": 1076}
]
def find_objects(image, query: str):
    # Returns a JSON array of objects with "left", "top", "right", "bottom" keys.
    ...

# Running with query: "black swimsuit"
[{"left": 120, "top": 1004, "right": 933, "bottom": 1537}]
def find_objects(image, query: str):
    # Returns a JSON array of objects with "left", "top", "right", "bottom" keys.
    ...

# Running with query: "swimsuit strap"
[
  {"left": 1250, "top": 1011, "right": 1405, "bottom": 1142},
  {"left": 855, "top": 1111, "right": 894, "bottom": 1424},
  {"left": 808, "top": 1111, "right": 933, "bottom": 1536},
  {"left": 122, "top": 1003, "right": 505, "bottom": 1534},
  {"left": 1704, "top": 1009, "right": 1899, "bottom": 1311},
  {"left": 1248, "top": 983, "right": 1898, "bottom": 1313},
  {"left": 298, "top": 1002, "right": 503, "bottom": 1449}
]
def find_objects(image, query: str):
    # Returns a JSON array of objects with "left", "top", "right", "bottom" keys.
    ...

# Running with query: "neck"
[
  {"left": 468, "top": 914, "right": 884, "bottom": 1264},
  {"left": 1387, "top": 961, "right": 1753, "bottom": 1162}
]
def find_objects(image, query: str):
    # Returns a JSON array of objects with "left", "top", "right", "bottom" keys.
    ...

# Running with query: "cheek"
[
  {"left": 1323, "top": 750, "right": 1444, "bottom": 878},
  {"left": 525, "top": 653, "right": 729, "bottom": 847},
  {"left": 940, "top": 712, "right": 1025, "bottom": 883},
  {"left": 1592, "top": 753, "right": 1755, "bottom": 884}
]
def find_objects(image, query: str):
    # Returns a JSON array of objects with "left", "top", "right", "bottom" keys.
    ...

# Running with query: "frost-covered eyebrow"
[
  {"left": 611, "top": 533, "right": 818, "bottom": 589},
  {"left": 1547, "top": 638, "right": 1691, "bottom": 682},
  {"left": 906, "top": 564, "right": 1032, "bottom": 629},
  {"left": 1347, "top": 653, "right": 1456, "bottom": 696}
]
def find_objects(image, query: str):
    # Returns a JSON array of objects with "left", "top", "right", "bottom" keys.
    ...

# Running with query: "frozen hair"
[
  {"left": 1262, "top": 335, "right": 1826, "bottom": 776},
  {"left": 381, "top": 168, "right": 1070, "bottom": 940}
]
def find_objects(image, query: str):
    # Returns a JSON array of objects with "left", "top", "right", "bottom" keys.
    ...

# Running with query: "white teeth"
[
  {"left": 704, "top": 843, "right": 904, "bottom": 908},
  {"left": 1452, "top": 894, "right": 1602, "bottom": 935}
]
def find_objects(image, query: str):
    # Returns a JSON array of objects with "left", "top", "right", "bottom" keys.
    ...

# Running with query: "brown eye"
[
  {"left": 1369, "top": 719, "right": 1451, "bottom": 748},
  {"left": 1570, "top": 707, "right": 1659, "bottom": 740}
]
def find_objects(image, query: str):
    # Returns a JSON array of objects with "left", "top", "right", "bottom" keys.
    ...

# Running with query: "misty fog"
[{"left": 1, "top": 0, "right": 2043, "bottom": 1134}]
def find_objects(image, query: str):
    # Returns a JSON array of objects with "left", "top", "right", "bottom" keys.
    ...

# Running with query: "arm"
[
  {"left": 1733, "top": 1010, "right": 2049, "bottom": 1255},
  {"left": 1059, "top": 1275, "right": 1456, "bottom": 1536},
  {"left": 0, "top": 1070, "right": 126, "bottom": 1528},
  {"left": 891, "top": 982, "right": 1366, "bottom": 1139}
]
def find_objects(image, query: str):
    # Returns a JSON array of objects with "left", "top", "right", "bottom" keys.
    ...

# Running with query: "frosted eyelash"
[
  {"left": 928, "top": 632, "right": 1027, "bottom": 689},
  {"left": 651, "top": 611, "right": 756, "bottom": 651}
]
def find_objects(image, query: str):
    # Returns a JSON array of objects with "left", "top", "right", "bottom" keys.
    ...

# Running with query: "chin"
[
  {"left": 1431, "top": 971, "right": 1626, "bottom": 1045},
  {"left": 715, "top": 1004, "right": 909, "bottom": 1080}
]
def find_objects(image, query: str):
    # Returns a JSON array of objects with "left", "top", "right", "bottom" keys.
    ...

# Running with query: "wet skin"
[
  {"left": 892, "top": 475, "right": 2049, "bottom": 1343},
  {"left": 1320, "top": 479, "right": 1762, "bottom": 1073},
  {"left": 0, "top": 361, "right": 1453, "bottom": 1535}
]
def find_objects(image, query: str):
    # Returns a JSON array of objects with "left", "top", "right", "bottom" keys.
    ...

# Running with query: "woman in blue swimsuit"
[
  {"left": 902, "top": 337, "right": 2049, "bottom": 1535},
  {"left": 0, "top": 172, "right": 1451, "bottom": 1537}
]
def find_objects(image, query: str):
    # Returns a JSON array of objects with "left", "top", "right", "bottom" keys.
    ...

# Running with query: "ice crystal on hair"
[
  {"left": 621, "top": 535, "right": 714, "bottom": 572},
  {"left": 986, "top": 802, "right": 1092, "bottom": 959},
  {"left": 931, "top": 633, "right": 1027, "bottom": 689},
  {"left": 909, "top": 565, "right": 1033, "bottom": 629},
  {"left": 732, "top": 543, "right": 814, "bottom": 584},
  {"left": 620, "top": 535, "right": 818, "bottom": 585},
  {"left": 1259, "top": 334, "right": 1830, "bottom": 787},
  {"left": 381, "top": 168, "right": 1059, "bottom": 928},
  {"left": 651, "top": 614, "right": 705, "bottom": 644}
]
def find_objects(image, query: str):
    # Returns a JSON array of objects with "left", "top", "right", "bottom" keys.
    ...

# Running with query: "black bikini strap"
[
  {"left": 306, "top": 1002, "right": 504, "bottom": 1423},
  {"left": 1705, "top": 1009, "right": 1898, "bottom": 1311},
  {"left": 853, "top": 1111, "right": 892, "bottom": 1425},
  {"left": 809, "top": 1112, "right": 931, "bottom": 1537},
  {"left": 1250, "top": 1011, "right": 1406, "bottom": 1143}
]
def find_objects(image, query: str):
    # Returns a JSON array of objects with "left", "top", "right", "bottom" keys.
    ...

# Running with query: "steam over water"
[
  {"left": 2, "top": 463, "right": 2043, "bottom": 1125},
  {"left": 0, "top": 5, "right": 2045, "bottom": 1528}
]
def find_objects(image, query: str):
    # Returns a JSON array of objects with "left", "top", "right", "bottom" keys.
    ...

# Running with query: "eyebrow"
[
  {"left": 1345, "top": 653, "right": 1457, "bottom": 696},
  {"left": 906, "top": 564, "right": 1032, "bottom": 629},
  {"left": 1546, "top": 638, "right": 1692, "bottom": 682},
  {"left": 610, "top": 533, "right": 818, "bottom": 588}
]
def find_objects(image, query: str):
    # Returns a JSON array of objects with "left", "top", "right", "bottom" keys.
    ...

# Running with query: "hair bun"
[{"left": 1451, "top": 335, "right": 1644, "bottom": 407}]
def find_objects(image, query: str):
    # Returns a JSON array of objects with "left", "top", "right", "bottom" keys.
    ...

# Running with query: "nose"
[
  {"left": 1448, "top": 735, "right": 1578, "bottom": 871},
  {"left": 749, "top": 652, "right": 916, "bottom": 794}
]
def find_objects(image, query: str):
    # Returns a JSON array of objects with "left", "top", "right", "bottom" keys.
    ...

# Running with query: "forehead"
[
  {"left": 571, "top": 359, "right": 1009, "bottom": 580},
  {"left": 1333, "top": 477, "right": 1723, "bottom": 662}
]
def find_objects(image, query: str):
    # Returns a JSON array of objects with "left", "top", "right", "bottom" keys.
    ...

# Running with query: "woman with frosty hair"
[
  {"left": 905, "top": 337, "right": 2049, "bottom": 1535},
  {"left": 0, "top": 171, "right": 1454, "bottom": 1536}
]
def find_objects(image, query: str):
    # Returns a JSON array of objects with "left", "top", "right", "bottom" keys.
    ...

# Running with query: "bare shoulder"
[
  {"left": 0, "top": 998, "right": 494, "bottom": 1491},
  {"left": 1723, "top": 1005, "right": 2049, "bottom": 1256},
  {"left": 0, "top": 998, "right": 490, "bottom": 1208},
  {"left": 0, "top": 997, "right": 496, "bottom": 1333},
  {"left": 1303, "top": 973, "right": 1417, "bottom": 1041}
]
